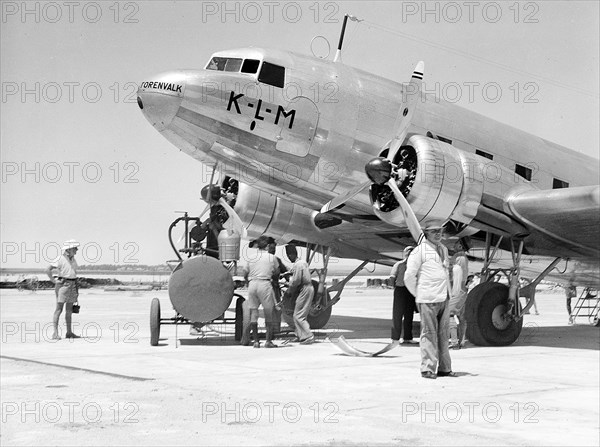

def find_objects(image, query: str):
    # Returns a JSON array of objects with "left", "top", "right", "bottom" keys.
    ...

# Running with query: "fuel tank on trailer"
[{"left": 168, "top": 256, "right": 235, "bottom": 323}]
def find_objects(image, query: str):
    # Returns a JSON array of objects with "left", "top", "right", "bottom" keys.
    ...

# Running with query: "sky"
[{"left": 1, "top": 0, "right": 599, "bottom": 268}]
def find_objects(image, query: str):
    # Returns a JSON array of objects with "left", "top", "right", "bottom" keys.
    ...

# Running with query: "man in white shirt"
[
  {"left": 241, "top": 235, "right": 279, "bottom": 348},
  {"left": 46, "top": 240, "right": 80, "bottom": 340},
  {"left": 404, "top": 224, "right": 454, "bottom": 379}
]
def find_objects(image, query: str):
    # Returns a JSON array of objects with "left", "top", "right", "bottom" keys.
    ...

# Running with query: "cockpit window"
[
  {"left": 258, "top": 61, "right": 285, "bottom": 88},
  {"left": 241, "top": 59, "right": 260, "bottom": 74},
  {"left": 206, "top": 57, "right": 243, "bottom": 72}
]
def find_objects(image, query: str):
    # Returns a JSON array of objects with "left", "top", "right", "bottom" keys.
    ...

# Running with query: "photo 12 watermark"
[
  {"left": 401, "top": 401, "right": 540, "bottom": 424},
  {"left": 1, "top": 241, "right": 141, "bottom": 265},
  {"left": 201, "top": 2, "right": 341, "bottom": 24},
  {"left": 397, "top": 1, "right": 540, "bottom": 24},
  {"left": 2, "top": 81, "right": 139, "bottom": 104},
  {"left": 2, "top": 321, "right": 140, "bottom": 344},
  {"left": 1, "top": 400, "right": 139, "bottom": 424},
  {"left": 201, "top": 401, "right": 340, "bottom": 424},
  {"left": 1, "top": 161, "right": 140, "bottom": 184},
  {"left": 1, "top": 1, "right": 141, "bottom": 24}
]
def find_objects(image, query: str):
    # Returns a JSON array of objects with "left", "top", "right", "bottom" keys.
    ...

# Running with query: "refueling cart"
[
  {"left": 149, "top": 211, "right": 246, "bottom": 346},
  {"left": 149, "top": 179, "right": 365, "bottom": 346}
]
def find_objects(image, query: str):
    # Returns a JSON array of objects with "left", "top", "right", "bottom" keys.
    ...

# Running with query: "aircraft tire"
[
  {"left": 150, "top": 298, "right": 161, "bottom": 346},
  {"left": 308, "top": 280, "right": 332, "bottom": 329},
  {"left": 466, "top": 282, "right": 523, "bottom": 346},
  {"left": 234, "top": 295, "right": 245, "bottom": 341}
]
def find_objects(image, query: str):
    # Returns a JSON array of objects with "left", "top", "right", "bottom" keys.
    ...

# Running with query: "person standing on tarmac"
[
  {"left": 241, "top": 235, "right": 279, "bottom": 348},
  {"left": 449, "top": 239, "right": 470, "bottom": 349},
  {"left": 267, "top": 237, "right": 288, "bottom": 334},
  {"left": 565, "top": 283, "right": 577, "bottom": 324},
  {"left": 389, "top": 246, "right": 417, "bottom": 345},
  {"left": 46, "top": 240, "right": 81, "bottom": 340},
  {"left": 285, "top": 245, "right": 315, "bottom": 344},
  {"left": 404, "top": 223, "right": 455, "bottom": 379}
]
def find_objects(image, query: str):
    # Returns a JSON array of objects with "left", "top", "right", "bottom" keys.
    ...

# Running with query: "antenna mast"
[{"left": 333, "top": 14, "right": 361, "bottom": 63}]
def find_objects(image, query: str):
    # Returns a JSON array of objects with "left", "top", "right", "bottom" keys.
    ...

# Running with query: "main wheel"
[
  {"left": 465, "top": 282, "right": 523, "bottom": 346},
  {"left": 150, "top": 298, "right": 161, "bottom": 346},
  {"left": 234, "top": 295, "right": 245, "bottom": 341},
  {"left": 307, "top": 280, "right": 332, "bottom": 329}
]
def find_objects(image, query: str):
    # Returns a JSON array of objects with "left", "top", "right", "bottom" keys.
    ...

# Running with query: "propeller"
[
  {"left": 321, "top": 62, "right": 425, "bottom": 242},
  {"left": 364, "top": 158, "right": 424, "bottom": 243}
]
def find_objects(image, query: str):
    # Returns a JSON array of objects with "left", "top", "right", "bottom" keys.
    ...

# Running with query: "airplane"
[{"left": 136, "top": 18, "right": 599, "bottom": 346}]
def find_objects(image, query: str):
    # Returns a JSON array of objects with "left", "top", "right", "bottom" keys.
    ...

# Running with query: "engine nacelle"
[
  {"left": 223, "top": 178, "right": 335, "bottom": 245},
  {"left": 371, "top": 134, "right": 495, "bottom": 229}
]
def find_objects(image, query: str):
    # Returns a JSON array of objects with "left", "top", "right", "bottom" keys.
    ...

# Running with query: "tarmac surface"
[{"left": 1, "top": 287, "right": 598, "bottom": 446}]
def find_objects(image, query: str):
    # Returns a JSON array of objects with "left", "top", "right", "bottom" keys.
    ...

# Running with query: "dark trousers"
[{"left": 391, "top": 286, "right": 416, "bottom": 341}]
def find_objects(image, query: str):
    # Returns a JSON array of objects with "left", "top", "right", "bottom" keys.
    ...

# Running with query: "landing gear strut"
[
  {"left": 465, "top": 233, "right": 560, "bottom": 346},
  {"left": 286, "top": 244, "right": 369, "bottom": 329}
]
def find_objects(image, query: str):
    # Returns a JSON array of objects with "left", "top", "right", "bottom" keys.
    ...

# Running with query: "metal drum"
[
  {"left": 168, "top": 256, "right": 235, "bottom": 323},
  {"left": 218, "top": 229, "right": 241, "bottom": 261}
]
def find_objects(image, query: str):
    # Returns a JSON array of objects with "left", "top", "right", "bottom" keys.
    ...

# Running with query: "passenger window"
[
  {"left": 241, "top": 59, "right": 260, "bottom": 74},
  {"left": 258, "top": 62, "right": 285, "bottom": 88},
  {"left": 515, "top": 164, "right": 532, "bottom": 181},
  {"left": 476, "top": 149, "right": 494, "bottom": 160},
  {"left": 553, "top": 178, "right": 569, "bottom": 189}
]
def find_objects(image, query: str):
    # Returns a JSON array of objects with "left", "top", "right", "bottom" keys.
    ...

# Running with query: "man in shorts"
[
  {"left": 46, "top": 240, "right": 81, "bottom": 340},
  {"left": 241, "top": 235, "right": 279, "bottom": 348}
]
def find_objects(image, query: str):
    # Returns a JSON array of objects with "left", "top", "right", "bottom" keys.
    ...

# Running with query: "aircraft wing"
[{"left": 506, "top": 185, "right": 600, "bottom": 259}]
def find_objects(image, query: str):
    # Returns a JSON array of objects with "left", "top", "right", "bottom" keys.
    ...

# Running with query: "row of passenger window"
[
  {"left": 476, "top": 149, "right": 569, "bottom": 188},
  {"left": 206, "top": 57, "right": 285, "bottom": 88}
]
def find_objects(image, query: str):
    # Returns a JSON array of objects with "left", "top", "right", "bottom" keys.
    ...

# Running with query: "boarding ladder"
[{"left": 570, "top": 288, "right": 600, "bottom": 326}]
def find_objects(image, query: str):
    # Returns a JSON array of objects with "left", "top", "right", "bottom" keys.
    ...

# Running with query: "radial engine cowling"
[
  {"left": 370, "top": 134, "right": 488, "bottom": 228},
  {"left": 224, "top": 179, "right": 335, "bottom": 245}
]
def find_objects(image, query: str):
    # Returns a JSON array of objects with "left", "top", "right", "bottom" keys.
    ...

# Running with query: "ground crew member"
[
  {"left": 46, "top": 240, "right": 81, "bottom": 340},
  {"left": 449, "top": 239, "right": 470, "bottom": 349},
  {"left": 404, "top": 224, "right": 455, "bottom": 379},
  {"left": 285, "top": 245, "right": 315, "bottom": 344},
  {"left": 565, "top": 283, "right": 577, "bottom": 324},
  {"left": 267, "top": 237, "right": 287, "bottom": 334},
  {"left": 241, "top": 235, "right": 279, "bottom": 348},
  {"left": 389, "top": 246, "right": 417, "bottom": 345}
]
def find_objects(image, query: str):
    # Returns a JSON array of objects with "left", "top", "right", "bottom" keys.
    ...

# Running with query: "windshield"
[{"left": 206, "top": 57, "right": 261, "bottom": 74}]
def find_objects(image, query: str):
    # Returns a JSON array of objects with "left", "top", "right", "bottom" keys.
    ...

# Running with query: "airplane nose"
[{"left": 137, "top": 71, "right": 186, "bottom": 131}]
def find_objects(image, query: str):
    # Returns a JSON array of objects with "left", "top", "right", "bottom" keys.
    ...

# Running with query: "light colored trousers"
[
  {"left": 293, "top": 284, "right": 314, "bottom": 340},
  {"left": 418, "top": 300, "right": 452, "bottom": 374},
  {"left": 247, "top": 280, "right": 275, "bottom": 324}
]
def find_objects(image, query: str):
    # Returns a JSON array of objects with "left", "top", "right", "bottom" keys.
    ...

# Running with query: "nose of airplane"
[{"left": 137, "top": 71, "right": 187, "bottom": 131}]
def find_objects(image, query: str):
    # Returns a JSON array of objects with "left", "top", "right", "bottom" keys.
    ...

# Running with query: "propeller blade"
[
  {"left": 386, "top": 178, "right": 424, "bottom": 243},
  {"left": 320, "top": 63, "right": 424, "bottom": 216},
  {"left": 198, "top": 202, "right": 210, "bottom": 220},
  {"left": 198, "top": 163, "right": 220, "bottom": 217},
  {"left": 218, "top": 197, "right": 247, "bottom": 237},
  {"left": 387, "top": 61, "right": 424, "bottom": 162},
  {"left": 320, "top": 180, "right": 371, "bottom": 213}
]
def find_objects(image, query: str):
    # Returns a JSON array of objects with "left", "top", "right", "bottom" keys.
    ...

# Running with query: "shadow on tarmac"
[
  {"left": 165, "top": 315, "right": 598, "bottom": 351},
  {"left": 319, "top": 315, "right": 600, "bottom": 351}
]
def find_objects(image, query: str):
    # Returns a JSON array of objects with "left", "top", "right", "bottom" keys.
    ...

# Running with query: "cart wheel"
[
  {"left": 234, "top": 295, "right": 245, "bottom": 341},
  {"left": 150, "top": 298, "right": 161, "bottom": 346}
]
